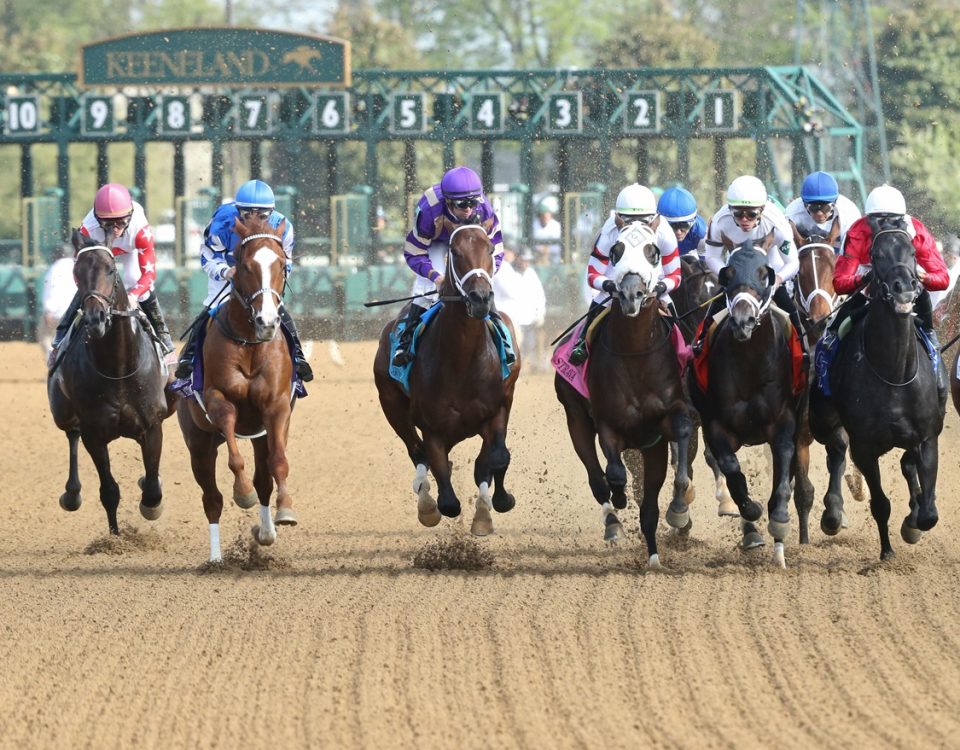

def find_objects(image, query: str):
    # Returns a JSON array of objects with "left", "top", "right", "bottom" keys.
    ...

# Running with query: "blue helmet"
[
  {"left": 440, "top": 166, "right": 483, "bottom": 200},
  {"left": 800, "top": 171, "right": 839, "bottom": 204},
  {"left": 235, "top": 179, "right": 275, "bottom": 209},
  {"left": 657, "top": 186, "right": 698, "bottom": 223}
]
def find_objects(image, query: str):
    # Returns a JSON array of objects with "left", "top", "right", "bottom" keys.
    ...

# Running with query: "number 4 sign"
[{"left": 468, "top": 94, "right": 504, "bottom": 134}]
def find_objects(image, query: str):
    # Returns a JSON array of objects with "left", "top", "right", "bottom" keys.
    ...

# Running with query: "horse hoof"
[
  {"left": 59, "top": 492, "right": 82, "bottom": 512},
  {"left": 470, "top": 511, "right": 494, "bottom": 537},
  {"left": 772, "top": 542, "right": 786, "bottom": 569},
  {"left": 234, "top": 489, "right": 258, "bottom": 509},
  {"left": 611, "top": 493, "right": 628, "bottom": 511},
  {"left": 717, "top": 495, "right": 739, "bottom": 517},
  {"left": 492, "top": 491, "right": 515, "bottom": 513},
  {"left": 648, "top": 553, "right": 662, "bottom": 569},
  {"left": 139, "top": 500, "right": 163, "bottom": 521},
  {"left": 684, "top": 485, "right": 696, "bottom": 505},
  {"left": 900, "top": 518, "right": 923, "bottom": 545},
  {"left": 740, "top": 501, "right": 763, "bottom": 523},
  {"left": 604, "top": 521, "right": 624, "bottom": 543},
  {"left": 274, "top": 507, "right": 298, "bottom": 526},
  {"left": 767, "top": 518, "right": 791, "bottom": 541},
  {"left": 742, "top": 530, "right": 765, "bottom": 550},
  {"left": 665, "top": 508, "right": 690, "bottom": 530},
  {"left": 820, "top": 510, "right": 844, "bottom": 536},
  {"left": 917, "top": 509, "right": 939, "bottom": 532},
  {"left": 417, "top": 492, "right": 442, "bottom": 527},
  {"left": 437, "top": 500, "right": 461, "bottom": 519},
  {"left": 251, "top": 524, "right": 276, "bottom": 546}
]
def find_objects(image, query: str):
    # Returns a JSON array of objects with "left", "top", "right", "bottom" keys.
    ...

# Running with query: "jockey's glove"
[
  {"left": 653, "top": 281, "right": 667, "bottom": 297},
  {"left": 601, "top": 280, "right": 617, "bottom": 294}
]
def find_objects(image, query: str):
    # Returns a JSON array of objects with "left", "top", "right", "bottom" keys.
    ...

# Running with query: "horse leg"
[
  {"left": 247, "top": 436, "right": 275, "bottom": 547},
  {"left": 263, "top": 406, "right": 297, "bottom": 528},
  {"left": 80, "top": 433, "right": 120, "bottom": 535},
  {"left": 703, "top": 426, "right": 761, "bottom": 523},
  {"left": 479, "top": 406, "right": 516, "bottom": 515},
  {"left": 913, "top": 436, "right": 940, "bottom": 533},
  {"left": 191, "top": 434, "right": 225, "bottom": 563},
  {"left": 819, "top": 426, "right": 849, "bottom": 537},
  {"left": 639, "top": 440, "right": 669, "bottom": 568},
  {"left": 665, "top": 410, "right": 693, "bottom": 531},
  {"left": 792, "top": 429, "right": 814, "bottom": 544},
  {"left": 59, "top": 429, "right": 83, "bottom": 512},
  {"left": 137, "top": 422, "right": 164, "bottom": 521},
  {"left": 206, "top": 393, "right": 257, "bottom": 510},
  {"left": 597, "top": 426, "right": 628, "bottom": 510},
  {"left": 557, "top": 385, "right": 611, "bottom": 511},
  {"left": 899, "top": 448, "right": 924, "bottom": 545},
  {"left": 850, "top": 443, "right": 894, "bottom": 560},
  {"left": 424, "top": 435, "right": 459, "bottom": 519},
  {"left": 704, "top": 442, "right": 736, "bottom": 516},
  {"left": 767, "top": 421, "right": 796, "bottom": 568},
  {"left": 470, "top": 440, "right": 495, "bottom": 536}
]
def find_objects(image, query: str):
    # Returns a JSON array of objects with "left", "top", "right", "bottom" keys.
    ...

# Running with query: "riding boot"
[
  {"left": 392, "top": 305, "right": 425, "bottom": 367},
  {"left": 47, "top": 290, "right": 82, "bottom": 369},
  {"left": 914, "top": 290, "right": 946, "bottom": 396},
  {"left": 821, "top": 291, "right": 869, "bottom": 352},
  {"left": 174, "top": 312, "right": 205, "bottom": 380},
  {"left": 788, "top": 309, "right": 810, "bottom": 365},
  {"left": 691, "top": 295, "right": 724, "bottom": 357},
  {"left": 569, "top": 301, "right": 606, "bottom": 365},
  {"left": 278, "top": 305, "right": 314, "bottom": 382},
  {"left": 139, "top": 294, "right": 175, "bottom": 355}
]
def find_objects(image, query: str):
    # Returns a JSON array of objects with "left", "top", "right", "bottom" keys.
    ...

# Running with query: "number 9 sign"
[{"left": 81, "top": 96, "right": 114, "bottom": 135}]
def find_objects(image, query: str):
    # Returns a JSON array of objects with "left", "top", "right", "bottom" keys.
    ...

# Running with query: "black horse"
[
  {"left": 556, "top": 222, "right": 692, "bottom": 567},
  {"left": 670, "top": 255, "right": 736, "bottom": 516},
  {"left": 810, "top": 217, "right": 945, "bottom": 560},
  {"left": 688, "top": 238, "right": 803, "bottom": 567},
  {"left": 48, "top": 230, "right": 177, "bottom": 535}
]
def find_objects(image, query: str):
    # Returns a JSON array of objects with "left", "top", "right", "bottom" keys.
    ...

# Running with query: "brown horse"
[
  {"left": 177, "top": 217, "right": 299, "bottom": 562},
  {"left": 373, "top": 224, "right": 520, "bottom": 535},
  {"left": 556, "top": 222, "right": 692, "bottom": 567},
  {"left": 48, "top": 230, "right": 176, "bottom": 535}
]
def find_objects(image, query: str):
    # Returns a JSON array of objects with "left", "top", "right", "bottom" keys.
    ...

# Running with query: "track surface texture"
[{"left": 5, "top": 341, "right": 960, "bottom": 749}]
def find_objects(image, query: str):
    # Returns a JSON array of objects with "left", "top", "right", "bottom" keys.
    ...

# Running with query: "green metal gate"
[
  {"left": 563, "top": 192, "right": 605, "bottom": 265},
  {"left": 330, "top": 192, "right": 371, "bottom": 264},
  {"left": 21, "top": 191, "right": 64, "bottom": 267}
]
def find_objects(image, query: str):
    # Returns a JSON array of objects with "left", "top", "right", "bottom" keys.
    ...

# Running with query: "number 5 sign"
[
  {"left": 546, "top": 92, "right": 582, "bottom": 134},
  {"left": 389, "top": 94, "right": 425, "bottom": 134},
  {"left": 468, "top": 94, "right": 503, "bottom": 134}
]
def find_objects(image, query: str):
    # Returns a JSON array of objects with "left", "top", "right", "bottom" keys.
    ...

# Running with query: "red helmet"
[{"left": 93, "top": 183, "right": 133, "bottom": 219}]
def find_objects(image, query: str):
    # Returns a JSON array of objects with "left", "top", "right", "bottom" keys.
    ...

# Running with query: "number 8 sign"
[{"left": 158, "top": 96, "right": 191, "bottom": 136}]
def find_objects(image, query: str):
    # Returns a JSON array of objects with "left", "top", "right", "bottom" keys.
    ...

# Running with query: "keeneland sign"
[{"left": 79, "top": 28, "right": 351, "bottom": 88}]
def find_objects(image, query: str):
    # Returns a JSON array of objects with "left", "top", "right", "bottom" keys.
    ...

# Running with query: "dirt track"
[{"left": 3, "top": 340, "right": 960, "bottom": 749}]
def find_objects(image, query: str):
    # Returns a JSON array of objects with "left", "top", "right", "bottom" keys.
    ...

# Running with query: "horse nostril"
[
  {"left": 468, "top": 290, "right": 489, "bottom": 305},
  {"left": 748, "top": 316, "right": 757, "bottom": 328}
]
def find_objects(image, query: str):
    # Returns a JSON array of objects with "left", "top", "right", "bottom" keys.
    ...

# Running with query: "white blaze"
[{"left": 253, "top": 247, "right": 280, "bottom": 326}]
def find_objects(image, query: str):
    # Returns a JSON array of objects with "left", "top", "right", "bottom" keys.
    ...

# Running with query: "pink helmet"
[{"left": 93, "top": 183, "right": 133, "bottom": 219}]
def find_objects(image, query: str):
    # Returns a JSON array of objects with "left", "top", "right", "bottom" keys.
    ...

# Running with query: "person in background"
[
  {"left": 493, "top": 247, "right": 547, "bottom": 371},
  {"left": 532, "top": 195, "right": 563, "bottom": 265},
  {"left": 39, "top": 243, "right": 77, "bottom": 360}
]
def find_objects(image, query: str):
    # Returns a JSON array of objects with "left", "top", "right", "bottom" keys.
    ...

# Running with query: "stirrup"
[
  {"left": 295, "top": 358, "right": 314, "bottom": 382},
  {"left": 174, "top": 360, "right": 193, "bottom": 380},
  {"left": 568, "top": 342, "right": 588, "bottom": 365},
  {"left": 392, "top": 348, "right": 413, "bottom": 367}
]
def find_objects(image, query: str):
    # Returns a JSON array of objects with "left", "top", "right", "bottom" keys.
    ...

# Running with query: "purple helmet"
[{"left": 440, "top": 166, "right": 483, "bottom": 200}]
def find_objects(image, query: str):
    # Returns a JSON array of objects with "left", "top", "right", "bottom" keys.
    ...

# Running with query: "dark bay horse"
[
  {"left": 810, "top": 217, "right": 945, "bottom": 559},
  {"left": 373, "top": 224, "right": 520, "bottom": 535},
  {"left": 556, "top": 222, "right": 692, "bottom": 567},
  {"left": 177, "top": 217, "right": 299, "bottom": 562},
  {"left": 671, "top": 255, "right": 735, "bottom": 516},
  {"left": 48, "top": 230, "right": 176, "bottom": 535},
  {"left": 688, "top": 238, "right": 802, "bottom": 567}
]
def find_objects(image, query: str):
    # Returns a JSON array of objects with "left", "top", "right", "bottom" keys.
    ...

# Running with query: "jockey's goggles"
[
  {"left": 619, "top": 213, "right": 658, "bottom": 226},
  {"left": 804, "top": 201, "right": 834, "bottom": 215},
  {"left": 96, "top": 214, "right": 132, "bottom": 231},
  {"left": 668, "top": 220, "right": 692, "bottom": 231},
  {"left": 448, "top": 198, "right": 480, "bottom": 209},
  {"left": 731, "top": 208, "right": 762, "bottom": 220},
  {"left": 239, "top": 207, "right": 272, "bottom": 221}
]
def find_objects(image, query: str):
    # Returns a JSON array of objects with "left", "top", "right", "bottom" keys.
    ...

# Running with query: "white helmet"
[
  {"left": 615, "top": 183, "right": 658, "bottom": 216},
  {"left": 726, "top": 175, "right": 767, "bottom": 207},
  {"left": 864, "top": 184, "right": 906, "bottom": 216}
]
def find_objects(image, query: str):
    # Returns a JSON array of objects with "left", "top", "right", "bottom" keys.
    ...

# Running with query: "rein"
[
  {"left": 443, "top": 225, "right": 494, "bottom": 303},
  {"left": 226, "top": 230, "right": 287, "bottom": 339},
  {"left": 859, "top": 316, "right": 920, "bottom": 387},
  {"left": 796, "top": 243, "right": 838, "bottom": 314}
]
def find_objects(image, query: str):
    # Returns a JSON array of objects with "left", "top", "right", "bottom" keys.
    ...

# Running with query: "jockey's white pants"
[{"left": 410, "top": 245, "right": 447, "bottom": 310}]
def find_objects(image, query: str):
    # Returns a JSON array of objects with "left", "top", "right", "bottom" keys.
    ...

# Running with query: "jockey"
[
  {"left": 825, "top": 184, "right": 949, "bottom": 354},
  {"left": 694, "top": 175, "right": 806, "bottom": 357},
  {"left": 47, "top": 183, "right": 174, "bottom": 369},
  {"left": 568, "top": 183, "right": 682, "bottom": 365},
  {"left": 174, "top": 179, "right": 313, "bottom": 382},
  {"left": 784, "top": 171, "right": 861, "bottom": 253},
  {"left": 657, "top": 186, "right": 708, "bottom": 261},
  {"left": 392, "top": 165, "right": 510, "bottom": 367}
]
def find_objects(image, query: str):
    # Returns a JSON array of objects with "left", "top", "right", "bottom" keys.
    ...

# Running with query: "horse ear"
[
  {"left": 790, "top": 221, "right": 805, "bottom": 249},
  {"left": 233, "top": 216, "right": 245, "bottom": 234},
  {"left": 609, "top": 241, "right": 625, "bottom": 265},
  {"left": 761, "top": 229, "right": 776, "bottom": 250},
  {"left": 766, "top": 266, "right": 776, "bottom": 287},
  {"left": 718, "top": 265, "right": 735, "bottom": 289},
  {"left": 71, "top": 228, "right": 84, "bottom": 253},
  {"left": 275, "top": 218, "right": 286, "bottom": 238},
  {"left": 827, "top": 215, "right": 841, "bottom": 245}
]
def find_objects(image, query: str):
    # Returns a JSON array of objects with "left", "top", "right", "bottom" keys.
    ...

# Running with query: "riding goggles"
[
  {"left": 239, "top": 207, "right": 272, "bottom": 221},
  {"left": 449, "top": 198, "right": 480, "bottom": 209},
  {"left": 668, "top": 220, "right": 693, "bottom": 231},
  {"left": 619, "top": 213, "right": 658, "bottom": 226},
  {"left": 731, "top": 208, "right": 762, "bottom": 220},
  {"left": 804, "top": 201, "right": 835, "bottom": 215},
  {"left": 97, "top": 214, "right": 132, "bottom": 231}
]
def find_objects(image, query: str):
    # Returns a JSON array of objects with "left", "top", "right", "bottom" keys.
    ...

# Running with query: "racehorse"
[
  {"left": 670, "top": 255, "right": 735, "bottom": 516},
  {"left": 177, "top": 216, "right": 299, "bottom": 562},
  {"left": 688, "top": 235, "right": 803, "bottom": 567},
  {"left": 373, "top": 223, "right": 520, "bottom": 535},
  {"left": 810, "top": 217, "right": 945, "bottom": 560},
  {"left": 791, "top": 237, "right": 845, "bottom": 544},
  {"left": 48, "top": 230, "right": 176, "bottom": 535},
  {"left": 555, "top": 222, "right": 692, "bottom": 567}
]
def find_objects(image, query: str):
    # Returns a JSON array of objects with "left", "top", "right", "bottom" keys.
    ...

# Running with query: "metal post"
[
  {"left": 211, "top": 139, "right": 224, "bottom": 202},
  {"left": 57, "top": 139, "right": 69, "bottom": 231},
  {"left": 480, "top": 139, "right": 494, "bottom": 196},
  {"left": 442, "top": 140, "right": 455, "bottom": 172},
  {"left": 173, "top": 141, "right": 185, "bottom": 199},
  {"left": 713, "top": 138, "right": 727, "bottom": 209},
  {"left": 365, "top": 136, "right": 380, "bottom": 264},
  {"left": 636, "top": 139, "right": 649, "bottom": 184},
  {"left": 677, "top": 136, "right": 690, "bottom": 185},
  {"left": 97, "top": 142, "right": 109, "bottom": 187},
  {"left": 250, "top": 140, "right": 262, "bottom": 180},
  {"left": 403, "top": 140, "right": 417, "bottom": 210},
  {"left": 556, "top": 139, "right": 570, "bottom": 260},
  {"left": 134, "top": 139, "right": 147, "bottom": 214},
  {"left": 20, "top": 144, "right": 32, "bottom": 199},
  {"left": 520, "top": 138, "right": 534, "bottom": 249}
]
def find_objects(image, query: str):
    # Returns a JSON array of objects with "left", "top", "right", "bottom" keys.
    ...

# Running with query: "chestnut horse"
[
  {"left": 177, "top": 217, "right": 299, "bottom": 562},
  {"left": 373, "top": 224, "right": 520, "bottom": 535},
  {"left": 48, "top": 230, "right": 176, "bottom": 535},
  {"left": 556, "top": 222, "right": 692, "bottom": 567}
]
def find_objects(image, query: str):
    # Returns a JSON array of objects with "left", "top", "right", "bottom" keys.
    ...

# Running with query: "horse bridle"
[
  {"left": 870, "top": 228, "right": 919, "bottom": 306},
  {"left": 74, "top": 245, "right": 142, "bottom": 322},
  {"left": 795, "top": 242, "right": 838, "bottom": 315},
  {"left": 230, "top": 232, "right": 287, "bottom": 318},
  {"left": 443, "top": 225, "right": 494, "bottom": 301}
]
